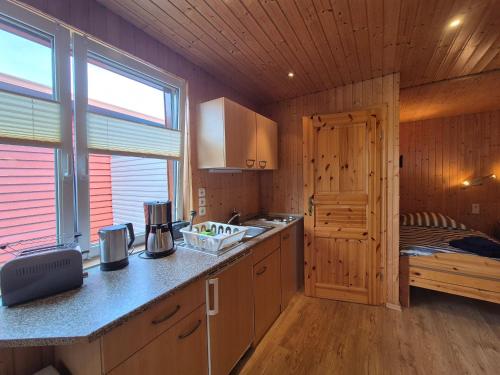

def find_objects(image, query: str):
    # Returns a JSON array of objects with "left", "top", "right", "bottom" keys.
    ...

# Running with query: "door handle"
[
  {"left": 206, "top": 278, "right": 219, "bottom": 316},
  {"left": 308, "top": 195, "right": 314, "bottom": 216},
  {"left": 258, "top": 160, "right": 267, "bottom": 169},
  {"left": 246, "top": 159, "right": 255, "bottom": 168}
]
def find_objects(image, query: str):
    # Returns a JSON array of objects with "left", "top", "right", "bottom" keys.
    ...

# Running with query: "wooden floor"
[{"left": 238, "top": 289, "right": 500, "bottom": 375}]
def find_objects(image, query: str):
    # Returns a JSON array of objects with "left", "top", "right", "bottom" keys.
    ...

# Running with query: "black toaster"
[{"left": 0, "top": 244, "right": 84, "bottom": 307}]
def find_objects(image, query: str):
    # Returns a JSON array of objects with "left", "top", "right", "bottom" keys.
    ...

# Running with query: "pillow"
[{"left": 400, "top": 212, "right": 467, "bottom": 230}]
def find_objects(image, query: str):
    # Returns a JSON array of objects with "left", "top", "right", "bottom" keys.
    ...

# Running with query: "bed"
[{"left": 399, "top": 213, "right": 500, "bottom": 307}]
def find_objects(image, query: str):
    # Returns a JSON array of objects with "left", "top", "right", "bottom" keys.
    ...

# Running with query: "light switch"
[
  {"left": 198, "top": 197, "right": 206, "bottom": 207},
  {"left": 198, "top": 187, "right": 206, "bottom": 198},
  {"left": 199, "top": 206, "right": 206, "bottom": 216},
  {"left": 472, "top": 203, "right": 480, "bottom": 214}
]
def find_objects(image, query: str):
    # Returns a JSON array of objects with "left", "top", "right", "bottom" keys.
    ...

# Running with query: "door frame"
[{"left": 303, "top": 105, "right": 388, "bottom": 305}]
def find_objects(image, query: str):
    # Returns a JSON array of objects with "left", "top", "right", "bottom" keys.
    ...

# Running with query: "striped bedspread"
[{"left": 400, "top": 225, "right": 495, "bottom": 257}]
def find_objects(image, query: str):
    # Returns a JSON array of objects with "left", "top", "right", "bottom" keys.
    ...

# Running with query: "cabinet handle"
[
  {"left": 258, "top": 160, "right": 267, "bottom": 169},
  {"left": 178, "top": 319, "right": 202, "bottom": 340},
  {"left": 246, "top": 159, "right": 255, "bottom": 168},
  {"left": 282, "top": 234, "right": 290, "bottom": 240},
  {"left": 151, "top": 304, "right": 181, "bottom": 325},
  {"left": 256, "top": 266, "right": 267, "bottom": 276},
  {"left": 206, "top": 278, "right": 219, "bottom": 316}
]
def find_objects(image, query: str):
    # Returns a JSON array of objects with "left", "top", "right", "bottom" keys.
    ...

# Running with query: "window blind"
[
  {"left": 0, "top": 90, "right": 61, "bottom": 146},
  {"left": 87, "top": 112, "right": 182, "bottom": 159}
]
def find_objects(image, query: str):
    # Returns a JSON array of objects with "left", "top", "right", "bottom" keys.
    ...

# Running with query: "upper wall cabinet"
[{"left": 197, "top": 98, "right": 278, "bottom": 170}]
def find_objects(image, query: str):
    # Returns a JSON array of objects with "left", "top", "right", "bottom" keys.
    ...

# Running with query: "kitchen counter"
[{"left": 0, "top": 218, "right": 302, "bottom": 348}]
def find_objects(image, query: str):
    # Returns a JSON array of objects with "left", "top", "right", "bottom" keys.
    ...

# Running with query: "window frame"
[
  {"left": 73, "top": 35, "right": 186, "bottom": 255},
  {"left": 0, "top": 1, "right": 74, "bottom": 246}
]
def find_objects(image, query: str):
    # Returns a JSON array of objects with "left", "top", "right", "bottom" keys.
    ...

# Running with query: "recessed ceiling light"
[
  {"left": 288, "top": 72, "right": 294, "bottom": 78},
  {"left": 449, "top": 18, "right": 461, "bottom": 28}
]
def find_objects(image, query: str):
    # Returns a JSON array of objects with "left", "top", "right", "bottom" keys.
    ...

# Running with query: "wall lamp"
[{"left": 462, "top": 173, "right": 496, "bottom": 188}]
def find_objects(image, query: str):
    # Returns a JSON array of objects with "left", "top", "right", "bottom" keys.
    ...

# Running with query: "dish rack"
[{"left": 180, "top": 221, "right": 248, "bottom": 253}]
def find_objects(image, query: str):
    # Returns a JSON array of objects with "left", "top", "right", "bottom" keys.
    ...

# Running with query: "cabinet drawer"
[
  {"left": 102, "top": 279, "right": 204, "bottom": 372},
  {"left": 252, "top": 234, "right": 280, "bottom": 265},
  {"left": 253, "top": 249, "right": 281, "bottom": 344},
  {"left": 109, "top": 304, "right": 208, "bottom": 375}
]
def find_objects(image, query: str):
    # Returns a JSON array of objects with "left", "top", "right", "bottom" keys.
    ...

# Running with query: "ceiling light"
[
  {"left": 287, "top": 72, "right": 294, "bottom": 78},
  {"left": 449, "top": 19, "right": 461, "bottom": 28}
]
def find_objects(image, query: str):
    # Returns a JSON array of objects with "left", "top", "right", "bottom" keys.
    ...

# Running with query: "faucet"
[{"left": 227, "top": 209, "right": 241, "bottom": 225}]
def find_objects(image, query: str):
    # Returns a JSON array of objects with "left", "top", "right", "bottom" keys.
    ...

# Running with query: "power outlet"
[
  {"left": 199, "top": 206, "right": 206, "bottom": 216},
  {"left": 198, "top": 197, "right": 206, "bottom": 207},
  {"left": 472, "top": 203, "right": 480, "bottom": 214},
  {"left": 198, "top": 187, "right": 206, "bottom": 198}
]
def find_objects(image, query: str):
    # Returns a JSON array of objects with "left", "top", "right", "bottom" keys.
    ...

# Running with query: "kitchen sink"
[{"left": 241, "top": 224, "right": 274, "bottom": 241}]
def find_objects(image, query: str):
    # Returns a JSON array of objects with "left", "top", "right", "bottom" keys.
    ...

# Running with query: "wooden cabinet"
[
  {"left": 253, "top": 249, "right": 281, "bottom": 344},
  {"left": 198, "top": 97, "right": 278, "bottom": 170},
  {"left": 256, "top": 114, "right": 278, "bottom": 170},
  {"left": 280, "top": 226, "right": 297, "bottom": 310},
  {"left": 55, "top": 281, "right": 206, "bottom": 375},
  {"left": 252, "top": 234, "right": 280, "bottom": 265},
  {"left": 109, "top": 304, "right": 208, "bottom": 375},
  {"left": 101, "top": 279, "right": 204, "bottom": 372},
  {"left": 224, "top": 99, "right": 257, "bottom": 169},
  {"left": 206, "top": 254, "right": 254, "bottom": 375}
]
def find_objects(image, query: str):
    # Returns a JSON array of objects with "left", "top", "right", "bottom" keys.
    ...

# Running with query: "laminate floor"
[{"left": 238, "top": 289, "right": 500, "bottom": 375}]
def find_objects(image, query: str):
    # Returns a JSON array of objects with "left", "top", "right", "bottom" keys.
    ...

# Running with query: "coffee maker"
[{"left": 144, "top": 201, "right": 175, "bottom": 258}]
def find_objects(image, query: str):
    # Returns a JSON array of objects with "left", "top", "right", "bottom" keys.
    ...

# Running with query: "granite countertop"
[{"left": 0, "top": 217, "right": 302, "bottom": 348}]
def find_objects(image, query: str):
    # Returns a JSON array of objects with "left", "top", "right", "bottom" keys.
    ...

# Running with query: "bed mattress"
[{"left": 399, "top": 225, "right": 495, "bottom": 257}]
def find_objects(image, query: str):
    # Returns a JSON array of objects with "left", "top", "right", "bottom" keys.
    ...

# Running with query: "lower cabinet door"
[
  {"left": 109, "top": 304, "right": 208, "bottom": 375},
  {"left": 253, "top": 249, "right": 281, "bottom": 344}
]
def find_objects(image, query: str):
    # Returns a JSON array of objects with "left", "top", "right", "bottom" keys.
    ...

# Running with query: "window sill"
[{"left": 83, "top": 244, "right": 146, "bottom": 269}]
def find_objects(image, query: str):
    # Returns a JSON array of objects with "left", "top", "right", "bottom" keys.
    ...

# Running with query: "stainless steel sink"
[{"left": 241, "top": 224, "right": 274, "bottom": 241}]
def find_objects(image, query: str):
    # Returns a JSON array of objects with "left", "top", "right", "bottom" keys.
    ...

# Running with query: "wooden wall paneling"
[
  {"left": 19, "top": 0, "right": 261, "bottom": 222},
  {"left": 260, "top": 73, "right": 400, "bottom": 306},
  {"left": 400, "top": 110, "right": 500, "bottom": 235}
]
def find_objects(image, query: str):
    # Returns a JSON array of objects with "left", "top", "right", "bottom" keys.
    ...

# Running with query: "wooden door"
[
  {"left": 303, "top": 109, "right": 383, "bottom": 305},
  {"left": 207, "top": 254, "right": 254, "bottom": 375},
  {"left": 224, "top": 99, "right": 257, "bottom": 169},
  {"left": 256, "top": 114, "right": 278, "bottom": 170},
  {"left": 253, "top": 249, "right": 281, "bottom": 344}
]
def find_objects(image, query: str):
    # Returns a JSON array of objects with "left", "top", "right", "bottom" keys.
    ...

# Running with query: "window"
[
  {"left": 74, "top": 36, "right": 185, "bottom": 255},
  {"left": 0, "top": 17, "right": 53, "bottom": 98},
  {"left": 0, "top": 3, "right": 73, "bottom": 265},
  {"left": 0, "top": 3, "right": 185, "bottom": 264}
]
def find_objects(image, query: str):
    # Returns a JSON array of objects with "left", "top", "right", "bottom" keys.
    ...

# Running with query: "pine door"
[{"left": 303, "top": 109, "right": 383, "bottom": 305}]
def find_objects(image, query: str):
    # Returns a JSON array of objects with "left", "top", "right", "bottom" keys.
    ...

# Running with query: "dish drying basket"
[{"left": 180, "top": 221, "right": 248, "bottom": 253}]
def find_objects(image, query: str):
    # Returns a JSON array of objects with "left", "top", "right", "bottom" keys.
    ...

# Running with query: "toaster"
[{"left": 0, "top": 244, "right": 84, "bottom": 307}]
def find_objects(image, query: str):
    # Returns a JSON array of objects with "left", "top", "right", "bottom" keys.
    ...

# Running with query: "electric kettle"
[{"left": 98, "top": 223, "right": 135, "bottom": 271}]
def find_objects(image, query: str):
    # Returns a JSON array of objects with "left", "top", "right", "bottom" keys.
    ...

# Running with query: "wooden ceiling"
[
  {"left": 98, "top": 0, "right": 500, "bottom": 103},
  {"left": 400, "top": 69, "right": 500, "bottom": 122}
]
